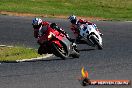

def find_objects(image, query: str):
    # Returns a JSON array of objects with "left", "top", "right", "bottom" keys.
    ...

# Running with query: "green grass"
[
  {"left": 0, "top": 46, "right": 41, "bottom": 61},
  {"left": 0, "top": 0, "right": 132, "bottom": 20}
]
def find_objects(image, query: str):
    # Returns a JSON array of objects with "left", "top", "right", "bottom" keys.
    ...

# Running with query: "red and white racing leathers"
[
  {"left": 33, "top": 21, "right": 49, "bottom": 38},
  {"left": 70, "top": 19, "right": 102, "bottom": 38}
]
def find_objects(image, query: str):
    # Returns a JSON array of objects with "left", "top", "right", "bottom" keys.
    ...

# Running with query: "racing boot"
[
  {"left": 38, "top": 46, "right": 43, "bottom": 55},
  {"left": 75, "top": 35, "right": 82, "bottom": 44}
]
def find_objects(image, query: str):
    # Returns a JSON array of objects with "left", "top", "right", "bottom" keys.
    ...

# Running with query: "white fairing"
[{"left": 80, "top": 24, "right": 102, "bottom": 45}]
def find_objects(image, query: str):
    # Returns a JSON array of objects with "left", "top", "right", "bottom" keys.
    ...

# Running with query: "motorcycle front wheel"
[
  {"left": 71, "top": 45, "right": 80, "bottom": 58},
  {"left": 51, "top": 43, "right": 68, "bottom": 59},
  {"left": 90, "top": 36, "right": 103, "bottom": 50}
]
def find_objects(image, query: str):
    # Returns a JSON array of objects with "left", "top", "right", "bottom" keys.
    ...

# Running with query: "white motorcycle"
[{"left": 79, "top": 24, "right": 103, "bottom": 50}]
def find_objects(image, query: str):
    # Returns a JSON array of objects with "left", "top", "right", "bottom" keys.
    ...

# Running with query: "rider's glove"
[{"left": 65, "top": 33, "right": 69, "bottom": 38}]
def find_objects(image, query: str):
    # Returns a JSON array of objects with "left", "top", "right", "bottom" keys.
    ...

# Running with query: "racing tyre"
[
  {"left": 51, "top": 43, "right": 68, "bottom": 59},
  {"left": 71, "top": 46, "right": 80, "bottom": 58},
  {"left": 90, "top": 35, "right": 103, "bottom": 50}
]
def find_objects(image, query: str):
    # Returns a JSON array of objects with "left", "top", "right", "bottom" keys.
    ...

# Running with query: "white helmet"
[
  {"left": 68, "top": 15, "right": 77, "bottom": 24},
  {"left": 32, "top": 18, "right": 42, "bottom": 29}
]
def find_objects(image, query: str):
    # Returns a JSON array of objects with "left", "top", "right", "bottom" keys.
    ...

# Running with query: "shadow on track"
[{"left": 79, "top": 48, "right": 95, "bottom": 52}]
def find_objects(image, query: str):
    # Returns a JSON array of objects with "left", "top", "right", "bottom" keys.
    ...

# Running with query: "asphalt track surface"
[{"left": 0, "top": 15, "right": 132, "bottom": 88}]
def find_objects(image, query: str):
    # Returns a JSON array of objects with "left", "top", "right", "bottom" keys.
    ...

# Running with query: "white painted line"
[
  {"left": 0, "top": 45, "right": 14, "bottom": 47},
  {"left": 0, "top": 45, "right": 7, "bottom": 47},
  {"left": 7, "top": 46, "right": 14, "bottom": 47},
  {"left": 16, "top": 54, "right": 53, "bottom": 62},
  {"left": 0, "top": 45, "right": 53, "bottom": 62},
  {"left": 125, "top": 21, "right": 132, "bottom": 22}
]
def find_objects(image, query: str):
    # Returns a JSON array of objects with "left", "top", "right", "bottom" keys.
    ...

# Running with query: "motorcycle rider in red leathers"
[
  {"left": 32, "top": 18, "right": 75, "bottom": 55},
  {"left": 68, "top": 15, "right": 103, "bottom": 42},
  {"left": 32, "top": 18, "right": 49, "bottom": 39}
]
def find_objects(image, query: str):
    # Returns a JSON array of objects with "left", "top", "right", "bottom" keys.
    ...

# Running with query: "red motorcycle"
[{"left": 37, "top": 25, "right": 80, "bottom": 59}]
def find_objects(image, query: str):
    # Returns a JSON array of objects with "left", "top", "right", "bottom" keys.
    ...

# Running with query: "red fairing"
[
  {"left": 37, "top": 25, "right": 63, "bottom": 48},
  {"left": 47, "top": 26, "right": 63, "bottom": 48}
]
